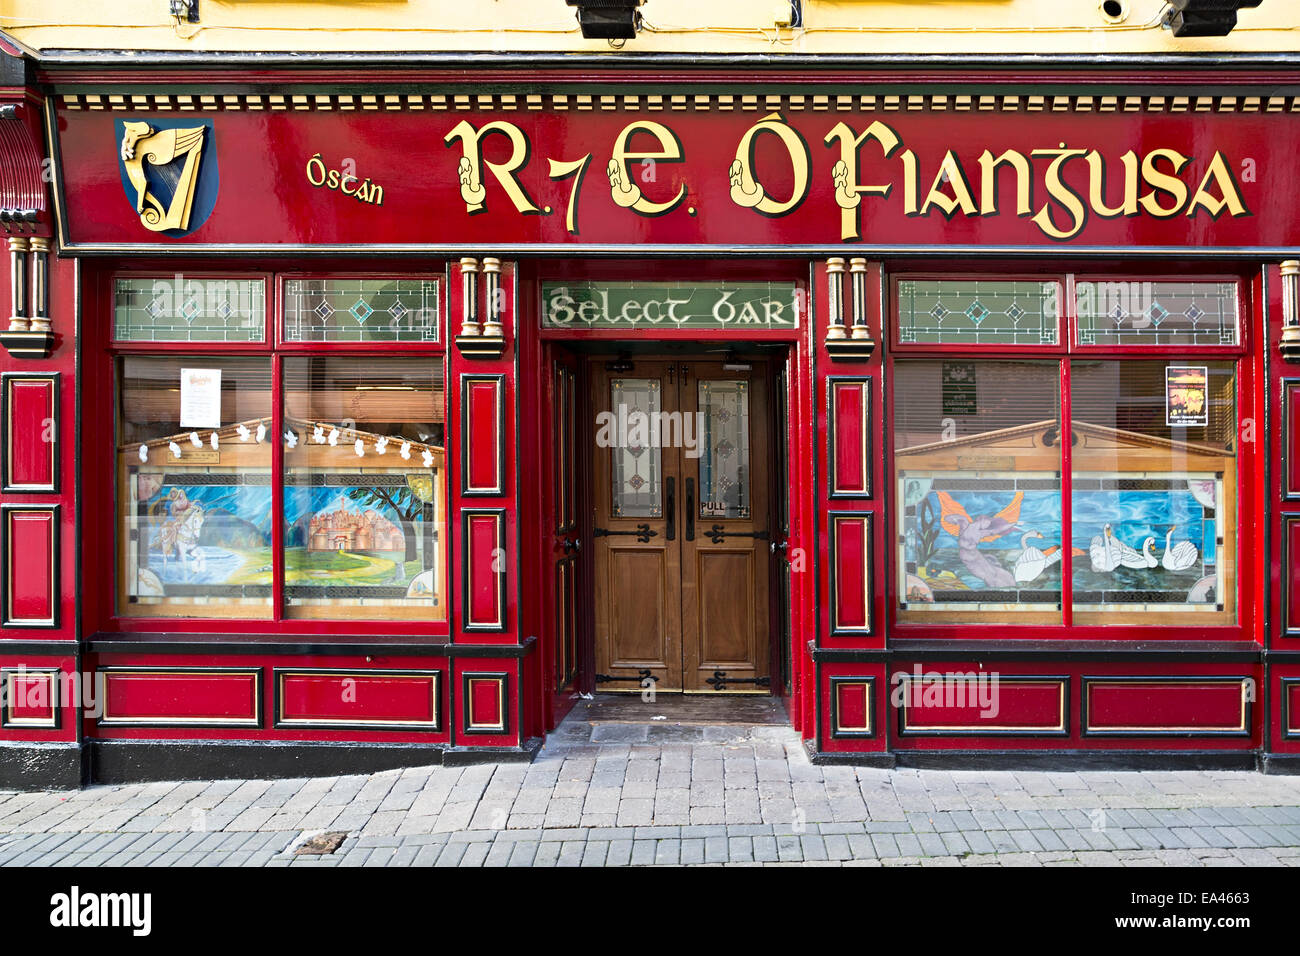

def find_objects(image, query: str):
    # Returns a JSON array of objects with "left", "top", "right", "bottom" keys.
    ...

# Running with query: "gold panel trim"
[
  {"left": 56, "top": 91, "right": 1300, "bottom": 115},
  {"left": 899, "top": 677, "right": 1067, "bottom": 734},
  {"left": 1083, "top": 679, "right": 1250, "bottom": 734}
]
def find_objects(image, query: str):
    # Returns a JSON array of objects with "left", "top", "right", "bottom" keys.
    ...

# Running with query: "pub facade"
[{"left": 0, "top": 1, "right": 1298, "bottom": 786}]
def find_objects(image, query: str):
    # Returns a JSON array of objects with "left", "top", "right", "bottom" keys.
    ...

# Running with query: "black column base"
[
  {"left": 88, "top": 739, "right": 450, "bottom": 784},
  {"left": 1260, "top": 753, "right": 1300, "bottom": 775},
  {"left": 0, "top": 742, "right": 83, "bottom": 790}
]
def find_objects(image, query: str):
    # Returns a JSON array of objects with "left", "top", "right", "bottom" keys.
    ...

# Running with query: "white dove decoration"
[
  {"left": 421, "top": 449, "right": 434, "bottom": 468},
  {"left": 354, "top": 438, "right": 365, "bottom": 457},
  {"left": 138, "top": 444, "right": 149, "bottom": 463},
  {"left": 376, "top": 437, "right": 389, "bottom": 455},
  {"left": 313, "top": 425, "right": 325, "bottom": 444},
  {"left": 209, "top": 432, "right": 219, "bottom": 451},
  {"left": 189, "top": 431, "right": 202, "bottom": 447},
  {"left": 284, "top": 430, "right": 298, "bottom": 449},
  {"left": 255, "top": 423, "right": 267, "bottom": 444},
  {"left": 328, "top": 428, "right": 340, "bottom": 446},
  {"left": 168, "top": 441, "right": 183, "bottom": 459},
  {"left": 236, "top": 423, "right": 251, "bottom": 442},
  {"left": 400, "top": 442, "right": 411, "bottom": 460}
]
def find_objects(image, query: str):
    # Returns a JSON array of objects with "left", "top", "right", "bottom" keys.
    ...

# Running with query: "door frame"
[{"left": 527, "top": 259, "right": 814, "bottom": 726}]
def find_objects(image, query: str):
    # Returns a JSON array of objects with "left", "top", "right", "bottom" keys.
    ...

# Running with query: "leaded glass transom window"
[
  {"left": 698, "top": 380, "right": 750, "bottom": 520},
  {"left": 897, "top": 279, "right": 1059, "bottom": 346},
  {"left": 1075, "top": 281, "right": 1238, "bottom": 347},
  {"left": 283, "top": 278, "right": 440, "bottom": 343},
  {"left": 114, "top": 277, "right": 265, "bottom": 342}
]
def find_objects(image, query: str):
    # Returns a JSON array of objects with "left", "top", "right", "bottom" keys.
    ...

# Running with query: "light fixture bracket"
[
  {"left": 1164, "top": 0, "right": 1261, "bottom": 37},
  {"left": 566, "top": 0, "right": 644, "bottom": 41}
]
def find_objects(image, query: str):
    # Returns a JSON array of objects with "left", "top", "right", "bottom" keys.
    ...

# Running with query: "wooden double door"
[{"left": 591, "top": 358, "right": 771, "bottom": 693}]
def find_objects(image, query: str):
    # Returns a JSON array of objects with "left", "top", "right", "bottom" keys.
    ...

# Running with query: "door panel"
[
  {"left": 680, "top": 363, "right": 770, "bottom": 692},
  {"left": 546, "top": 347, "right": 581, "bottom": 699},
  {"left": 593, "top": 361, "right": 682, "bottom": 690},
  {"left": 592, "top": 357, "right": 771, "bottom": 693}
]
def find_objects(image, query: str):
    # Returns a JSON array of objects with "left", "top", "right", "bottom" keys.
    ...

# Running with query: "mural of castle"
[{"left": 308, "top": 495, "right": 405, "bottom": 552}]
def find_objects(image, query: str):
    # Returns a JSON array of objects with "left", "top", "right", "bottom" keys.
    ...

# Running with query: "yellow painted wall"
[{"left": 0, "top": 0, "right": 1295, "bottom": 56}]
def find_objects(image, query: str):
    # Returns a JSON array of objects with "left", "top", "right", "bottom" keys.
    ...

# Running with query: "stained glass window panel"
[
  {"left": 610, "top": 379, "right": 663, "bottom": 519},
  {"left": 698, "top": 380, "right": 750, "bottom": 520},
  {"left": 114, "top": 277, "right": 265, "bottom": 342},
  {"left": 283, "top": 277, "right": 440, "bottom": 343},
  {"left": 1075, "top": 281, "right": 1239, "bottom": 347},
  {"left": 897, "top": 279, "right": 1059, "bottom": 346}
]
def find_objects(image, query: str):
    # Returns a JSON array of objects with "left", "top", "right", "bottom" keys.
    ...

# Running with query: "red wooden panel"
[
  {"left": 4, "top": 670, "right": 57, "bottom": 726},
  {"left": 1285, "top": 380, "right": 1300, "bottom": 500},
  {"left": 5, "top": 377, "right": 55, "bottom": 490},
  {"left": 467, "top": 676, "right": 505, "bottom": 731},
  {"left": 831, "top": 515, "right": 870, "bottom": 632},
  {"left": 465, "top": 378, "right": 502, "bottom": 494},
  {"left": 1287, "top": 681, "right": 1300, "bottom": 737},
  {"left": 99, "top": 669, "right": 261, "bottom": 726},
  {"left": 1084, "top": 679, "right": 1248, "bottom": 734},
  {"left": 5, "top": 508, "right": 55, "bottom": 625},
  {"left": 834, "top": 681, "right": 870, "bottom": 733},
  {"left": 1286, "top": 517, "right": 1300, "bottom": 638},
  {"left": 831, "top": 381, "right": 868, "bottom": 495},
  {"left": 277, "top": 670, "right": 439, "bottom": 727},
  {"left": 900, "top": 676, "right": 1067, "bottom": 734},
  {"left": 466, "top": 513, "right": 503, "bottom": 628}
]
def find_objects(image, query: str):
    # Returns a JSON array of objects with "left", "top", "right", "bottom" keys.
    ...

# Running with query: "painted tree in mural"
[{"left": 344, "top": 480, "right": 435, "bottom": 566}]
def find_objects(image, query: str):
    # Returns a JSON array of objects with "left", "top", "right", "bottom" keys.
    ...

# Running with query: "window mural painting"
[{"left": 900, "top": 473, "right": 1065, "bottom": 611}]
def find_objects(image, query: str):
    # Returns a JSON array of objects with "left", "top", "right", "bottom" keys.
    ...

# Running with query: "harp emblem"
[{"left": 117, "top": 120, "right": 216, "bottom": 235}]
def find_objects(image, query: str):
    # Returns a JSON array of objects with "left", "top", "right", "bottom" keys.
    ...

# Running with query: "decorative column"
[
  {"left": 825, "top": 257, "right": 846, "bottom": 340},
  {"left": 825, "top": 256, "right": 877, "bottom": 361},
  {"left": 1280, "top": 259, "right": 1300, "bottom": 360},
  {"left": 7, "top": 236, "right": 27, "bottom": 332},
  {"left": 455, "top": 254, "right": 505, "bottom": 359},
  {"left": 28, "top": 237, "right": 50, "bottom": 335},
  {"left": 0, "top": 234, "right": 52, "bottom": 358},
  {"left": 457, "top": 257, "right": 480, "bottom": 337},
  {"left": 481, "top": 257, "right": 503, "bottom": 339}
]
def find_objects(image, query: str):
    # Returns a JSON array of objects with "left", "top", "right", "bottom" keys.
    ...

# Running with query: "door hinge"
[
  {"left": 705, "top": 671, "right": 771, "bottom": 691},
  {"left": 595, "top": 669, "right": 659, "bottom": 684},
  {"left": 594, "top": 524, "right": 658, "bottom": 543}
]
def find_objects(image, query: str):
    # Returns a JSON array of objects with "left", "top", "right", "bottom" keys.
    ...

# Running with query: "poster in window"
[
  {"left": 179, "top": 367, "right": 222, "bottom": 429},
  {"left": 1165, "top": 366, "right": 1208, "bottom": 428},
  {"left": 941, "top": 362, "right": 976, "bottom": 417}
]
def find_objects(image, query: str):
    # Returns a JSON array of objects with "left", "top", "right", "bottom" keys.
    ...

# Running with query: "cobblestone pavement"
[{"left": 2, "top": 717, "right": 1300, "bottom": 867}]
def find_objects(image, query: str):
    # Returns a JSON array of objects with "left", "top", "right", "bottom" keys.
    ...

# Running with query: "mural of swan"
[
  {"left": 1089, "top": 524, "right": 1123, "bottom": 573},
  {"left": 1013, "top": 531, "right": 1049, "bottom": 584},
  {"left": 1118, "top": 535, "right": 1158, "bottom": 569},
  {"left": 937, "top": 490, "right": 1023, "bottom": 589},
  {"left": 1162, "top": 525, "right": 1200, "bottom": 572}
]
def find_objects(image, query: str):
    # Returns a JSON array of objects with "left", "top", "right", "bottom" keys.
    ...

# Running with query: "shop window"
[
  {"left": 113, "top": 277, "right": 266, "bottom": 342},
  {"left": 283, "top": 357, "right": 446, "bottom": 619},
  {"left": 895, "top": 360, "right": 1063, "bottom": 624},
  {"left": 118, "top": 356, "right": 274, "bottom": 618},
  {"left": 892, "top": 273, "right": 1245, "bottom": 633},
  {"left": 112, "top": 273, "right": 446, "bottom": 625},
  {"left": 1070, "top": 361, "right": 1235, "bottom": 625},
  {"left": 896, "top": 279, "right": 1060, "bottom": 346},
  {"left": 282, "top": 277, "right": 440, "bottom": 343}
]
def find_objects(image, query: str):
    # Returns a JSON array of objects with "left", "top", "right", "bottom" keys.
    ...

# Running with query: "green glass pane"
[
  {"left": 283, "top": 277, "right": 440, "bottom": 343},
  {"left": 113, "top": 277, "right": 265, "bottom": 342},
  {"left": 1076, "top": 281, "right": 1238, "bottom": 346},
  {"left": 897, "top": 279, "right": 1058, "bottom": 346},
  {"left": 610, "top": 378, "right": 662, "bottom": 519},
  {"left": 698, "top": 380, "right": 750, "bottom": 520}
]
